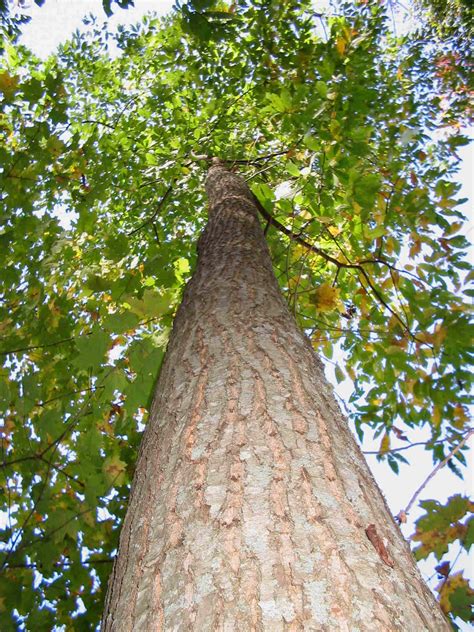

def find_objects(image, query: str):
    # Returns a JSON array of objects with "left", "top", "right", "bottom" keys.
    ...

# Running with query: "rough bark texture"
[{"left": 102, "top": 164, "right": 450, "bottom": 631}]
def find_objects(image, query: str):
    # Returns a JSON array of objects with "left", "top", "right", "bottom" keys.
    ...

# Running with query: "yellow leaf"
[
  {"left": 438, "top": 572, "right": 473, "bottom": 616},
  {"left": 433, "top": 323, "right": 447, "bottom": 347},
  {"left": 0, "top": 318, "right": 12, "bottom": 334},
  {"left": 327, "top": 225, "right": 341, "bottom": 237},
  {"left": 444, "top": 221, "right": 462, "bottom": 236},
  {"left": 317, "top": 216, "right": 334, "bottom": 224},
  {"left": 465, "top": 270, "right": 474, "bottom": 284},
  {"left": 98, "top": 414, "right": 114, "bottom": 435},
  {"left": 4, "top": 417, "right": 15, "bottom": 434},
  {"left": 289, "top": 244, "right": 307, "bottom": 262},
  {"left": 288, "top": 276, "right": 301, "bottom": 290},
  {"left": 401, "top": 378, "right": 415, "bottom": 395},
  {"left": 69, "top": 166, "right": 83, "bottom": 180},
  {"left": 47, "top": 136, "right": 66, "bottom": 157},
  {"left": 28, "top": 350, "right": 43, "bottom": 363},
  {"left": 379, "top": 433, "right": 390, "bottom": 455},
  {"left": 374, "top": 210, "right": 384, "bottom": 224},
  {"left": 311, "top": 332, "right": 326, "bottom": 346},
  {"left": 416, "top": 331, "right": 433, "bottom": 344},
  {"left": 48, "top": 299, "right": 61, "bottom": 328},
  {"left": 0, "top": 71, "right": 19, "bottom": 99},
  {"left": 381, "top": 277, "right": 392, "bottom": 291},
  {"left": 336, "top": 37, "right": 346, "bottom": 56},
  {"left": 432, "top": 405, "right": 442, "bottom": 428},
  {"left": 82, "top": 510, "right": 95, "bottom": 527},
  {"left": 409, "top": 238, "right": 421, "bottom": 258},
  {"left": 103, "top": 454, "right": 127, "bottom": 486},
  {"left": 453, "top": 404, "right": 468, "bottom": 429},
  {"left": 312, "top": 282, "right": 341, "bottom": 312}
]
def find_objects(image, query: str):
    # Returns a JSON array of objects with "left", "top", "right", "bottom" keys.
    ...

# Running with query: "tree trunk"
[{"left": 102, "top": 163, "right": 449, "bottom": 631}]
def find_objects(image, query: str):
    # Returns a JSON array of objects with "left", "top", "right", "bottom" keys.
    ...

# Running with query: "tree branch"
[
  {"left": 0, "top": 335, "right": 79, "bottom": 357},
  {"left": 254, "top": 200, "right": 423, "bottom": 339},
  {"left": 128, "top": 185, "right": 173, "bottom": 236},
  {"left": 253, "top": 195, "right": 343, "bottom": 267},
  {"left": 401, "top": 429, "right": 474, "bottom": 517},
  {"left": 363, "top": 435, "right": 467, "bottom": 455}
]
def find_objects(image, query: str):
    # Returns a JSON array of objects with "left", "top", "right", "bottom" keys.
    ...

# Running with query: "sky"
[
  {"left": 19, "top": 0, "right": 175, "bottom": 56},
  {"left": 12, "top": 0, "right": 474, "bottom": 622}
]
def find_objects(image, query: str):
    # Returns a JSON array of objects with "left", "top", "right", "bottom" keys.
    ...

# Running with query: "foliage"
[
  {"left": 0, "top": 0, "right": 472, "bottom": 628},
  {"left": 101, "top": 0, "right": 134, "bottom": 18},
  {"left": 413, "top": 495, "right": 474, "bottom": 627},
  {"left": 408, "top": 0, "right": 472, "bottom": 130},
  {"left": 0, "top": 0, "right": 42, "bottom": 51},
  {"left": 411, "top": 0, "right": 473, "bottom": 39}
]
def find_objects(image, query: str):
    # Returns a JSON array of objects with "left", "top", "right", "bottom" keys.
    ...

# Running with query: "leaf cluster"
[{"left": 413, "top": 495, "right": 474, "bottom": 626}]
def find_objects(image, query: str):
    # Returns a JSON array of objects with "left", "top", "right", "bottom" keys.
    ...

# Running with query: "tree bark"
[{"left": 102, "top": 163, "right": 450, "bottom": 631}]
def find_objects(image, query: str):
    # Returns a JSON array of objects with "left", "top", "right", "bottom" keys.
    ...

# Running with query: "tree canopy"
[{"left": 0, "top": 0, "right": 472, "bottom": 629}]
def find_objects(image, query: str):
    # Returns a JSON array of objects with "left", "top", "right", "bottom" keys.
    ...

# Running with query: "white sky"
[
  {"left": 19, "top": 0, "right": 175, "bottom": 56},
  {"left": 13, "top": 0, "right": 474, "bottom": 624}
]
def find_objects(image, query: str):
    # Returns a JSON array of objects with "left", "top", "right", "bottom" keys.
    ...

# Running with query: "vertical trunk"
[{"left": 103, "top": 163, "right": 449, "bottom": 631}]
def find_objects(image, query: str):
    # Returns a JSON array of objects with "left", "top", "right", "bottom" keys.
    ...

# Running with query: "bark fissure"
[{"left": 102, "top": 164, "right": 450, "bottom": 631}]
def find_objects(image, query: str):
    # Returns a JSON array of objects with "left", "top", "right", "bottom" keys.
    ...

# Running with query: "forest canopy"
[{"left": 0, "top": 0, "right": 472, "bottom": 629}]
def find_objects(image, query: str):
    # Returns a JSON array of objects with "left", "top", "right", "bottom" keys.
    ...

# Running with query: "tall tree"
[
  {"left": 102, "top": 160, "right": 451, "bottom": 629},
  {"left": 0, "top": 1, "right": 472, "bottom": 629}
]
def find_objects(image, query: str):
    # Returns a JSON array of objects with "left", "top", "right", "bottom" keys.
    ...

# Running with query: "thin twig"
[
  {"left": 0, "top": 335, "right": 79, "bottom": 357},
  {"left": 357, "top": 266, "right": 411, "bottom": 335},
  {"left": 128, "top": 185, "right": 173, "bottom": 235},
  {"left": 363, "top": 435, "right": 469, "bottom": 455},
  {"left": 253, "top": 195, "right": 342, "bottom": 267},
  {"left": 255, "top": 197, "right": 419, "bottom": 337},
  {"left": 5, "top": 558, "right": 113, "bottom": 569},
  {"left": 403, "top": 429, "right": 474, "bottom": 516},
  {"left": 246, "top": 162, "right": 279, "bottom": 181}
]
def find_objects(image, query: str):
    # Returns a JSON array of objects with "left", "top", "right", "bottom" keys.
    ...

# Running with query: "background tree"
[
  {"left": 411, "top": 0, "right": 473, "bottom": 39},
  {"left": 0, "top": 0, "right": 472, "bottom": 629}
]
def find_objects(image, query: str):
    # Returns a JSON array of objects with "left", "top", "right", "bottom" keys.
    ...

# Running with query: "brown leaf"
[
  {"left": 436, "top": 561, "right": 450, "bottom": 579},
  {"left": 393, "top": 426, "right": 408, "bottom": 441}
]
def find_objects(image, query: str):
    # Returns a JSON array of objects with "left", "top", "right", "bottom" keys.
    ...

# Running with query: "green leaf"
[
  {"left": 103, "top": 454, "right": 128, "bottom": 486},
  {"left": 315, "top": 80, "right": 327, "bottom": 99},
  {"left": 125, "top": 289, "right": 174, "bottom": 319},
  {"left": 86, "top": 275, "right": 110, "bottom": 292},
  {"left": 450, "top": 585, "right": 474, "bottom": 621},
  {"left": 334, "top": 364, "right": 345, "bottom": 384},
  {"left": 73, "top": 328, "right": 110, "bottom": 370},
  {"left": 464, "top": 516, "right": 474, "bottom": 551},
  {"left": 104, "top": 234, "right": 129, "bottom": 260},
  {"left": 387, "top": 454, "right": 399, "bottom": 474},
  {"left": 353, "top": 173, "right": 382, "bottom": 207},
  {"left": 102, "top": 0, "right": 113, "bottom": 17},
  {"left": 103, "top": 310, "right": 139, "bottom": 334}
]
